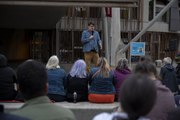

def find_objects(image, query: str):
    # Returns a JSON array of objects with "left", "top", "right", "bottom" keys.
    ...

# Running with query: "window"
[
  {"left": 156, "top": 6, "right": 168, "bottom": 22},
  {"left": 149, "top": 0, "right": 154, "bottom": 20},
  {"left": 120, "top": 7, "right": 137, "bottom": 20},
  {"left": 155, "top": 1, "right": 169, "bottom": 23},
  {"left": 130, "top": 8, "right": 138, "bottom": 19},
  {"left": 120, "top": 8, "right": 129, "bottom": 19}
]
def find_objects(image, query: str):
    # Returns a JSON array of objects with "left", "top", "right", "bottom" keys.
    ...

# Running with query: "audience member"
[
  {"left": 0, "top": 54, "right": 17, "bottom": 100},
  {"left": 66, "top": 59, "right": 89, "bottom": 102},
  {"left": 139, "top": 55, "right": 152, "bottom": 63},
  {"left": 93, "top": 74, "right": 157, "bottom": 120},
  {"left": 0, "top": 105, "right": 29, "bottom": 120},
  {"left": 11, "top": 60, "right": 76, "bottom": 120},
  {"left": 175, "top": 52, "right": 180, "bottom": 91},
  {"left": 46, "top": 55, "right": 67, "bottom": 102},
  {"left": 114, "top": 58, "right": 131, "bottom": 101},
  {"left": 88, "top": 57, "right": 115, "bottom": 103},
  {"left": 160, "top": 57, "right": 178, "bottom": 94},
  {"left": 167, "top": 107, "right": 180, "bottom": 120},
  {"left": 134, "top": 62, "right": 175, "bottom": 120}
]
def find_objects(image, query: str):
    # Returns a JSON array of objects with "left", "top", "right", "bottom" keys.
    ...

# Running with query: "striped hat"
[{"left": 175, "top": 52, "right": 180, "bottom": 63}]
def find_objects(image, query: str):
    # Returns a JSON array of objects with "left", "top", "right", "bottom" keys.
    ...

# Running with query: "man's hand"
[
  {"left": 89, "top": 35, "right": 94, "bottom": 40},
  {"left": 100, "top": 45, "right": 102, "bottom": 50}
]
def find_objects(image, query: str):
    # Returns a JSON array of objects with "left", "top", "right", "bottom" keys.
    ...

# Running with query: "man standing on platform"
[{"left": 81, "top": 22, "right": 102, "bottom": 72}]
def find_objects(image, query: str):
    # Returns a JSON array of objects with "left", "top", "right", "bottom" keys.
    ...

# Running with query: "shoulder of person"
[
  {"left": 59, "top": 68, "right": 66, "bottom": 73},
  {"left": 92, "top": 113, "right": 112, "bottom": 120},
  {"left": 93, "top": 112, "right": 128, "bottom": 120},
  {"left": 94, "top": 30, "right": 100, "bottom": 34},
  {"left": 82, "top": 29, "right": 88, "bottom": 33}
]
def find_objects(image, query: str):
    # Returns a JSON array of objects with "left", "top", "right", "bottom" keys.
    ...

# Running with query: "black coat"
[
  {"left": 160, "top": 64, "right": 178, "bottom": 92},
  {"left": 176, "top": 64, "right": 180, "bottom": 84},
  {"left": 0, "top": 54, "right": 17, "bottom": 100},
  {"left": 66, "top": 74, "right": 90, "bottom": 102}
]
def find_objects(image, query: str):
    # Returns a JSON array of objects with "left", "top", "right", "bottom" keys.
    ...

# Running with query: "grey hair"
[
  {"left": 163, "top": 57, "right": 172, "bottom": 64},
  {"left": 116, "top": 58, "right": 128, "bottom": 70},
  {"left": 46, "top": 55, "right": 60, "bottom": 69}
]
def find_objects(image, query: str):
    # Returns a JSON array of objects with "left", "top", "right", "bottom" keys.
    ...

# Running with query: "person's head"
[
  {"left": 163, "top": 57, "right": 172, "bottom": 65},
  {"left": 46, "top": 55, "right": 60, "bottom": 69},
  {"left": 139, "top": 55, "right": 152, "bottom": 63},
  {"left": 119, "top": 74, "right": 157, "bottom": 119},
  {"left": 0, "top": 54, "right": 7, "bottom": 67},
  {"left": 88, "top": 22, "right": 95, "bottom": 31},
  {"left": 116, "top": 58, "right": 128, "bottom": 70},
  {"left": 134, "top": 62, "right": 158, "bottom": 80},
  {"left": 175, "top": 52, "right": 180, "bottom": 64},
  {"left": 97, "top": 57, "right": 111, "bottom": 77},
  {"left": 16, "top": 60, "right": 48, "bottom": 100},
  {"left": 70, "top": 59, "right": 87, "bottom": 78}
]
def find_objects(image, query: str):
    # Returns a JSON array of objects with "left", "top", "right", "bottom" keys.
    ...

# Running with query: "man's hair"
[
  {"left": 134, "top": 62, "right": 158, "bottom": 79},
  {"left": 119, "top": 74, "right": 157, "bottom": 120},
  {"left": 163, "top": 57, "right": 172, "bottom": 64},
  {"left": 16, "top": 60, "right": 47, "bottom": 100},
  {"left": 139, "top": 55, "right": 152, "bottom": 63},
  {"left": 88, "top": 22, "right": 94, "bottom": 26}
]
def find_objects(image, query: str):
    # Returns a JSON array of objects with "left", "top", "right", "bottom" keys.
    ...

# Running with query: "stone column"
[{"left": 110, "top": 8, "right": 125, "bottom": 66}]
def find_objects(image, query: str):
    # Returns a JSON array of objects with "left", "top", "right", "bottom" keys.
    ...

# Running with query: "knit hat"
[{"left": 175, "top": 52, "right": 180, "bottom": 64}]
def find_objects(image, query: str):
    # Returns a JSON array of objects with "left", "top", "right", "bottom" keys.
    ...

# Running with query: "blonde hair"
[
  {"left": 98, "top": 57, "right": 111, "bottom": 77},
  {"left": 46, "top": 55, "right": 60, "bottom": 69}
]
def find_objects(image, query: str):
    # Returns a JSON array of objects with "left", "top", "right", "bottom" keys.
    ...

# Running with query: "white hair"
[
  {"left": 46, "top": 55, "right": 60, "bottom": 69},
  {"left": 163, "top": 57, "right": 172, "bottom": 64},
  {"left": 69, "top": 59, "right": 87, "bottom": 78}
]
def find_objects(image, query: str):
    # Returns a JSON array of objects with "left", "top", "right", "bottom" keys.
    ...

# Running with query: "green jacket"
[{"left": 11, "top": 96, "right": 76, "bottom": 120}]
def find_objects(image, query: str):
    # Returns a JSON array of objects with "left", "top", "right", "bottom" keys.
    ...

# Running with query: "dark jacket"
[
  {"left": 47, "top": 68, "right": 67, "bottom": 96},
  {"left": 89, "top": 67, "right": 115, "bottom": 94},
  {"left": 0, "top": 54, "right": 17, "bottom": 100},
  {"left": 146, "top": 80, "right": 176, "bottom": 120},
  {"left": 114, "top": 68, "right": 131, "bottom": 96},
  {"left": 160, "top": 64, "right": 178, "bottom": 92},
  {"left": 66, "top": 74, "right": 89, "bottom": 102},
  {"left": 176, "top": 64, "right": 180, "bottom": 84}
]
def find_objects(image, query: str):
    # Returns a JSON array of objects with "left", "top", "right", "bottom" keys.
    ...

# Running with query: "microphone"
[{"left": 92, "top": 31, "right": 94, "bottom": 35}]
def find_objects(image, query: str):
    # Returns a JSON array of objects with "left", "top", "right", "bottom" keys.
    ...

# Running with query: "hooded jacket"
[
  {"left": 160, "top": 63, "right": 178, "bottom": 92},
  {"left": 0, "top": 54, "right": 17, "bottom": 100},
  {"left": 176, "top": 64, "right": 180, "bottom": 84},
  {"left": 114, "top": 68, "right": 131, "bottom": 96}
]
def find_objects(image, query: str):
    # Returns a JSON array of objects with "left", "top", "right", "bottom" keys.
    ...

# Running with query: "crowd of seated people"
[{"left": 1, "top": 53, "right": 180, "bottom": 120}]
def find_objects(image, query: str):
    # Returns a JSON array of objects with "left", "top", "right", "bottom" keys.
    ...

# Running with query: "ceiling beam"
[{"left": 0, "top": 0, "right": 138, "bottom": 7}]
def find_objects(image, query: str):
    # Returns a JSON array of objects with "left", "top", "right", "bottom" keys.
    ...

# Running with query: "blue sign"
[{"left": 130, "top": 42, "right": 145, "bottom": 56}]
